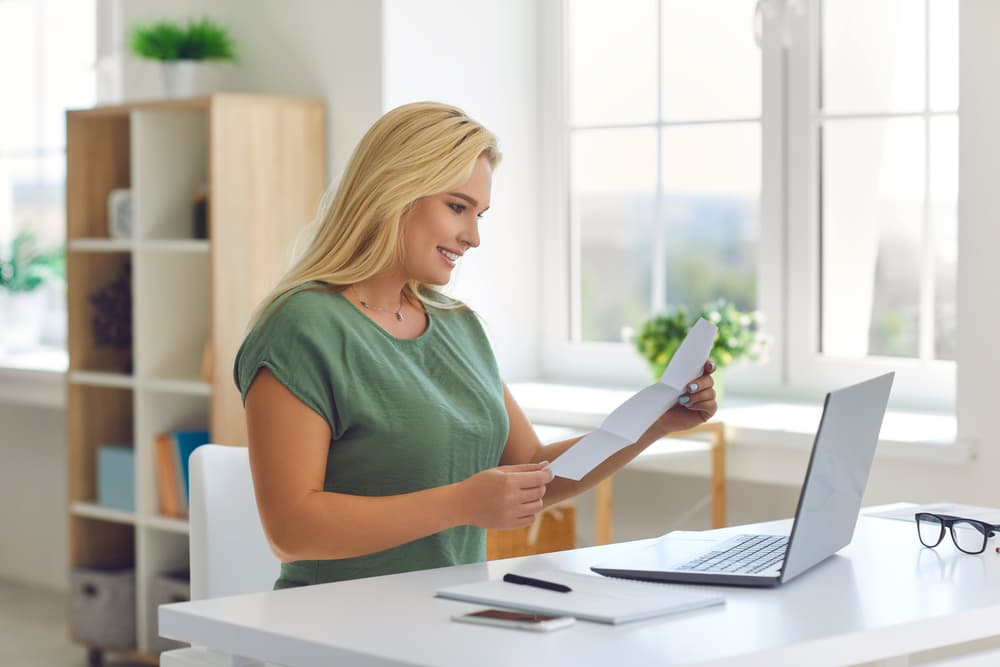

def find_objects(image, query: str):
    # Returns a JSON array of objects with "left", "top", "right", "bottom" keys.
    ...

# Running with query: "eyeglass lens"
[
  {"left": 917, "top": 514, "right": 944, "bottom": 547},
  {"left": 951, "top": 520, "right": 988, "bottom": 554},
  {"left": 916, "top": 514, "right": 989, "bottom": 554}
]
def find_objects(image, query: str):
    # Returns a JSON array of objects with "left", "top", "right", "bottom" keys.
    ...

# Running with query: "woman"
[{"left": 235, "top": 101, "right": 717, "bottom": 589}]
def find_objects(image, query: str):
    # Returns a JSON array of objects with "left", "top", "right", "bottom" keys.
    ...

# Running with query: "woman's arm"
[
  {"left": 245, "top": 368, "right": 552, "bottom": 562},
  {"left": 499, "top": 363, "right": 717, "bottom": 507}
]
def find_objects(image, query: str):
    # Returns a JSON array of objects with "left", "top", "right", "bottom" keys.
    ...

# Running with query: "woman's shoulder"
[
  {"left": 260, "top": 281, "right": 344, "bottom": 321},
  {"left": 245, "top": 281, "right": 350, "bottom": 346}
]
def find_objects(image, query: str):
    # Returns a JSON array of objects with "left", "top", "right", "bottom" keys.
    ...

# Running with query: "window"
[
  {"left": 542, "top": 0, "right": 957, "bottom": 410},
  {"left": 0, "top": 0, "right": 96, "bottom": 361}
]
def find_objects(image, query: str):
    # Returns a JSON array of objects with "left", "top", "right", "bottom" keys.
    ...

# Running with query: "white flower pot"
[
  {"left": 0, "top": 289, "right": 47, "bottom": 352},
  {"left": 160, "top": 60, "right": 201, "bottom": 98}
]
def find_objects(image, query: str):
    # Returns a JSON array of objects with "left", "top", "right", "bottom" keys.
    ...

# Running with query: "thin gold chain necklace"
[{"left": 351, "top": 284, "right": 404, "bottom": 322}]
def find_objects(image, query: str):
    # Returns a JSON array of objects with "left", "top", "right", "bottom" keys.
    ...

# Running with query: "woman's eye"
[{"left": 448, "top": 202, "right": 466, "bottom": 214}]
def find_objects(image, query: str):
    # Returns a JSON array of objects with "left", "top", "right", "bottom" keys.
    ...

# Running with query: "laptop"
[{"left": 592, "top": 372, "right": 894, "bottom": 588}]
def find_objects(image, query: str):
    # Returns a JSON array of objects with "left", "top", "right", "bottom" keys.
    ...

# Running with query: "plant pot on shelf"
[
  {"left": 0, "top": 289, "right": 47, "bottom": 353},
  {"left": 160, "top": 60, "right": 201, "bottom": 98}
]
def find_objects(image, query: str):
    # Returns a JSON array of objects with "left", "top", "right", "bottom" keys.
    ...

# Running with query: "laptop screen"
[{"left": 780, "top": 373, "right": 894, "bottom": 582}]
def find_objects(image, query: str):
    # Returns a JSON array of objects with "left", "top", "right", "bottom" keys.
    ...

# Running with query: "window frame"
[
  {"left": 784, "top": 0, "right": 956, "bottom": 409},
  {"left": 540, "top": 0, "right": 955, "bottom": 412}
]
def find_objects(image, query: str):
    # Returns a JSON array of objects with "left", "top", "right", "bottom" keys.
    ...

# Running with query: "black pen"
[{"left": 502, "top": 573, "right": 572, "bottom": 593}]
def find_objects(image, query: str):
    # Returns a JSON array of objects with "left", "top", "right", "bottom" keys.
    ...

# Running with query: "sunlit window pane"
[
  {"left": 568, "top": 0, "right": 658, "bottom": 126},
  {"left": 572, "top": 129, "right": 657, "bottom": 342},
  {"left": 0, "top": 1, "right": 39, "bottom": 153},
  {"left": 821, "top": 0, "right": 925, "bottom": 114},
  {"left": 0, "top": 154, "right": 65, "bottom": 247},
  {"left": 40, "top": 0, "right": 97, "bottom": 149},
  {"left": 661, "top": 0, "right": 760, "bottom": 121},
  {"left": 931, "top": 116, "right": 957, "bottom": 360},
  {"left": 929, "top": 0, "right": 959, "bottom": 112},
  {"left": 661, "top": 123, "right": 759, "bottom": 313},
  {"left": 821, "top": 118, "right": 924, "bottom": 358}
]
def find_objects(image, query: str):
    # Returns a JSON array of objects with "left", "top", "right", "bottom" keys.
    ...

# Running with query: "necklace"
[{"left": 351, "top": 284, "right": 404, "bottom": 322}]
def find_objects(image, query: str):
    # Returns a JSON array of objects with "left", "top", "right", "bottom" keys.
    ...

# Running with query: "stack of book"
[{"left": 154, "top": 430, "right": 210, "bottom": 518}]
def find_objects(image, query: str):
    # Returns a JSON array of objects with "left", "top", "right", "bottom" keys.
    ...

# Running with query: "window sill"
[
  {"left": 0, "top": 347, "right": 68, "bottom": 409},
  {"left": 508, "top": 381, "right": 968, "bottom": 471}
]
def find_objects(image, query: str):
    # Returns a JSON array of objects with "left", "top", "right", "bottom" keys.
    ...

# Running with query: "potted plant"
[
  {"left": 130, "top": 17, "right": 237, "bottom": 98},
  {"left": 0, "top": 230, "right": 65, "bottom": 352},
  {"left": 632, "top": 299, "right": 767, "bottom": 400}
]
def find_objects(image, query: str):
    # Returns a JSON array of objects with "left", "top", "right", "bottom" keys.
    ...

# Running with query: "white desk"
[{"left": 159, "top": 513, "right": 1000, "bottom": 667}]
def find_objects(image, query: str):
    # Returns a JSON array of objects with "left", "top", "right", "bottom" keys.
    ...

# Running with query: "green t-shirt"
[{"left": 233, "top": 282, "right": 509, "bottom": 589}]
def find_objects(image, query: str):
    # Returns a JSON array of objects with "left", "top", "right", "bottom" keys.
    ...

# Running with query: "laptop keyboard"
[{"left": 678, "top": 534, "right": 788, "bottom": 575}]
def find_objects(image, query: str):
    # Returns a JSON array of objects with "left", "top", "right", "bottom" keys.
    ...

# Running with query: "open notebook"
[{"left": 436, "top": 569, "right": 724, "bottom": 624}]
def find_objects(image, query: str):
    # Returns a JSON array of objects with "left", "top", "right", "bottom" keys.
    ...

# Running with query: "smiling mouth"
[{"left": 438, "top": 247, "right": 460, "bottom": 265}]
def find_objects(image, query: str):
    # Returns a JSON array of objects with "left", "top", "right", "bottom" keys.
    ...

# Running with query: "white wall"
[
  {"left": 382, "top": 0, "right": 543, "bottom": 380},
  {"left": 0, "top": 404, "right": 67, "bottom": 589},
  {"left": 110, "top": 0, "right": 385, "bottom": 193}
]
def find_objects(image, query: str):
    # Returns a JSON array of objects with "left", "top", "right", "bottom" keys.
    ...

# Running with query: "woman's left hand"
[{"left": 643, "top": 360, "right": 718, "bottom": 441}]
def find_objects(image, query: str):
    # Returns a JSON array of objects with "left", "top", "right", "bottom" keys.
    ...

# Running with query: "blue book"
[{"left": 172, "top": 430, "right": 210, "bottom": 507}]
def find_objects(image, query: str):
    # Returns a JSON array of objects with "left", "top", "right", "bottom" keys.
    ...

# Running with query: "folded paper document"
[
  {"left": 547, "top": 318, "right": 718, "bottom": 480},
  {"left": 437, "top": 569, "right": 724, "bottom": 624}
]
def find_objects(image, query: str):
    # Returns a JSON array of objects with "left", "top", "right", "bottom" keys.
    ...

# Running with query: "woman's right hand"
[{"left": 458, "top": 462, "right": 553, "bottom": 530}]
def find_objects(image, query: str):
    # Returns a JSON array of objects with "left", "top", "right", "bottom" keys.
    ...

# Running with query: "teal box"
[{"left": 97, "top": 445, "right": 135, "bottom": 512}]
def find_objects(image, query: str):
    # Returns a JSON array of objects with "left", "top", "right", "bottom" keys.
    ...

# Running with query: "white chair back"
[{"left": 188, "top": 444, "right": 279, "bottom": 600}]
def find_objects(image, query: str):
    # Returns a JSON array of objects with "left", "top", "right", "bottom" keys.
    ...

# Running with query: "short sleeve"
[{"left": 233, "top": 290, "right": 340, "bottom": 433}]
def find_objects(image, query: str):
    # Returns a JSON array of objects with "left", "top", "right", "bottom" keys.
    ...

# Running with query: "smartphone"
[{"left": 451, "top": 608, "right": 575, "bottom": 632}]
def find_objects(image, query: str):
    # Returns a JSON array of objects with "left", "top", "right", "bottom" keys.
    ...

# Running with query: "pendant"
[{"left": 395, "top": 312, "right": 404, "bottom": 322}]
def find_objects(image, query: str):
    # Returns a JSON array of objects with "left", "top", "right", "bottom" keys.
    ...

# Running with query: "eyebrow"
[{"left": 448, "top": 192, "right": 489, "bottom": 213}]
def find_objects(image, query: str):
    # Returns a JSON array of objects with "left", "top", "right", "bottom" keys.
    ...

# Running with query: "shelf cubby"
[
  {"left": 132, "top": 109, "right": 208, "bottom": 241},
  {"left": 66, "top": 111, "right": 130, "bottom": 240},
  {"left": 134, "top": 249, "right": 210, "bottom": 382},
  {"left": 137, "top": 527, "right": 189, "bottom": 655},
  {"left": 70, "top": 516, "right": 135, "bottom": 570},
  {"left": 135, "top": 389, "right": 210, "bottom": 519},
  {"left": 67, "top": 384, "right": 134, "bottom": 507},
  {"left": 67, "top": 251, "right": 133, "bottom": 374}
]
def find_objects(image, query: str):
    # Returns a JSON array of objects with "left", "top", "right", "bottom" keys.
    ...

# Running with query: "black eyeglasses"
[{"left": 915, "top": 512, "right": 1000, "bottom": 555}]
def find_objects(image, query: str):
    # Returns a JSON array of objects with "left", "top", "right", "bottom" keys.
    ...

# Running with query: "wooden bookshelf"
[{"left": 65, "top": 95, "right": 324, "bottom": 663}]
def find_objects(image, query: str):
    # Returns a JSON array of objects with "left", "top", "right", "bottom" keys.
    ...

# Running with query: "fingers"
[
  {"left": 704, "top": 359, "right": 717, "bottom": 374},
  {"left": 503, "top": 467, "right": 553, "bottom": 488},
  {"left": 677, "top": 371, "right": 717, "bottom": 418},
  {"left": 685, "top": 374, "right": 714, "bottom": 393},
  {"left": 500, "top": 461, "right": 550, "bottom": 473},
  {"left": 518, "top": 498, "right": 544, "bottom": 517}
]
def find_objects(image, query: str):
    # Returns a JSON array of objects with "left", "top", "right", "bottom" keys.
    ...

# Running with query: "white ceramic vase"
[
  {"left": 0, "top": 289, "right": 47, "bottom": 352},
  {"left": 160, "top": 60, "right": 201, "bottom": 98}
]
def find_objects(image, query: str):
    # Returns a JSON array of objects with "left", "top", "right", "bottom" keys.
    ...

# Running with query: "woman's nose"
[{"left": 461, "top": 222, "right": 480, "bottom": 249}]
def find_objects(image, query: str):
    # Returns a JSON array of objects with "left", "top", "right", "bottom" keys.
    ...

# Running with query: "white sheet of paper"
[
  {"left": 867, "top": 503, "right": 1000, "bottom": 524},
  {"left": 548, "top": 318, "right": 718, "bottom": 480}
]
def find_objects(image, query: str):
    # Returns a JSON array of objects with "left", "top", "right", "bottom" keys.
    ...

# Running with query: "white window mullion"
[
  {"left": 541, "top": 0, "right": 575, "bottom": 351},
  {"left": 785, "top": 0, "right": 822, "bottom": 400},
  {"left": 918, "top": 0, "right": 936, "bottom": 363},
  {"left": 651, "top": 0, "right": 666, "bottom": 313}
]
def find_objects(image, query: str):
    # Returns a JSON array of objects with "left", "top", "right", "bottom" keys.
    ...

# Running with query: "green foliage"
[
  {"left": 130, "top": 18, "right": 237, "bottom": 62},
  {"left": 0, "top": 230, "right": 65, "bottom": 293},
  {"left": 633, "top": 299, "right": 767, "bottom": 380}
]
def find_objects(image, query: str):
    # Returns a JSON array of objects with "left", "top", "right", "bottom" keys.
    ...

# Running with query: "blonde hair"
[{"left": 249, "top": 101, "right": 502, "bottom": 328}]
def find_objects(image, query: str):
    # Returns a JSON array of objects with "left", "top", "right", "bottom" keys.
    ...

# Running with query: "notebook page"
[{"left": 436, "top": 569, "right": 724, "bottom": 625}]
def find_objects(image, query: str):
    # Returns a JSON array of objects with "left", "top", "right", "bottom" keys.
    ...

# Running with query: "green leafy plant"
[
  {"left": 0, "top": 230, "right": 65, "bottom": 293},
  {"left": 633, "top": 299, "right": 767, "bottom": 381},
  {"left": 130, "top": 18, "right": 237, "bottom": 62}
]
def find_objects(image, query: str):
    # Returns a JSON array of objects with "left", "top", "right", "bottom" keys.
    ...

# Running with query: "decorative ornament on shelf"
[
  {"left": 88, "top": 261, "right": 133, "bottom": 373},
  {"left": 129, "top": 17, "right": 237, "bottom": 98},
  {"left": 631, "top": 299, "right": 768, "bottom": 400}
]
